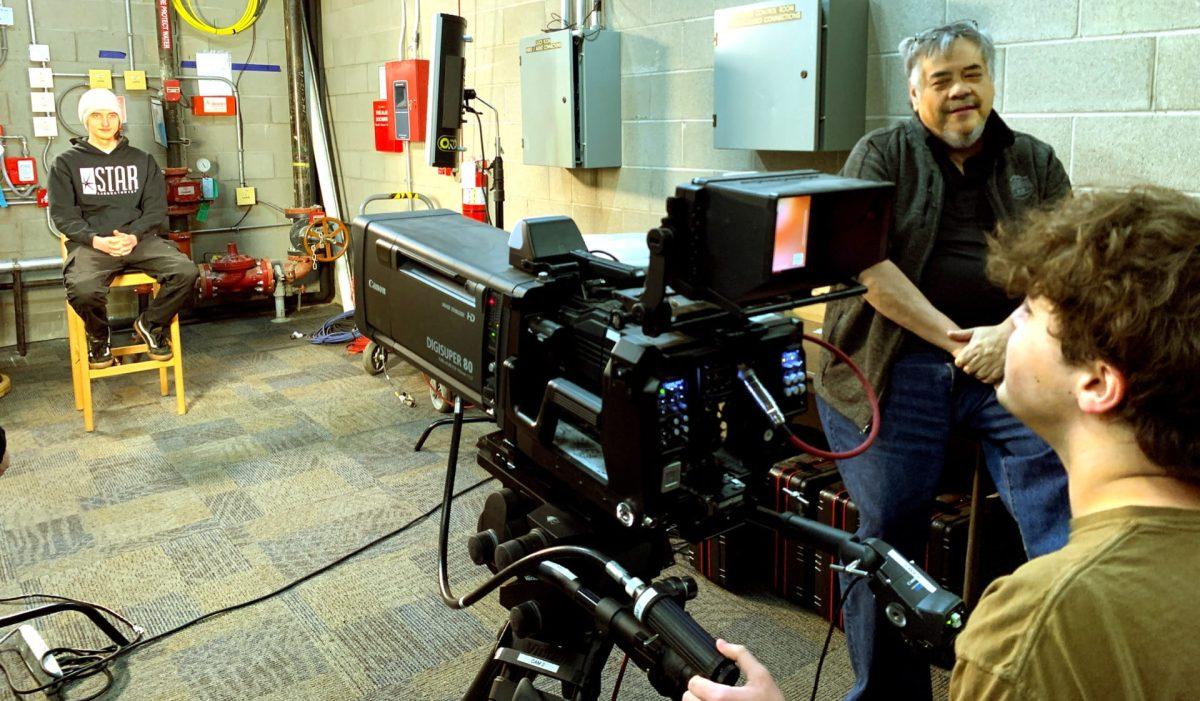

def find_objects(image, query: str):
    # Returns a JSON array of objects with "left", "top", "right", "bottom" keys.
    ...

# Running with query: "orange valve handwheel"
[{"left": 303, "top": 216, "right": 351, "bottom": 262}]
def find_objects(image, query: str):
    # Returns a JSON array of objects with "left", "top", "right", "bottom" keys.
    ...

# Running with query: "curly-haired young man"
[
  {"left": 948, "top": 186, "right": 1200, "bottom": 698},
  {"left": 684, "top": 187, "right": 1200, "bottom": 701}
]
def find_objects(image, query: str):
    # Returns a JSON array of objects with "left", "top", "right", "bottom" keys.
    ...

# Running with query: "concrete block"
[
  {"left": 503, "top": 2, "right": 545, "bottom": 45},
  {"left": 947, "top": 0, "right": 1077, "bottom": 43},
  {"left": 1073, "top": 115, "right": 1200, "bottom": 191},
  {"left": 620, "top": 23, "right": 683, "bottom": 75},
  {"left": 681, "top": 121, "right": 755, "bottom": 172},
  {"left": 622, "top": 122, "right": 681, "bottom": 167},
  {"left": 1005, "top": 39, "right": 1153, "bottom": 113},
  {"left": 867, "top": 0, "right": 945, "bottom": 55},
  {"left": 1155, "top": 35, "right": 1200, "bottom": 110},
  {"left": 622, "top": 207, "right": 667, "bottom": 235},
  {"left": 601, "top": 167, "right": 657, "bottom": 211},
  {"left": 632, "top": 70, "right": 712, "bottom": 121},
  {"left": 1003, "top": 116, "right": 1073, "bottom": 174},
  {"left": 243, "top": 152, "right": 276, "bottom": 180},
  {"left": 237, "top": 95, "right": 273, "bottom": 125},
  {"left": 678, "top": 18, "right": 715, "bottom": 72},
  {"left": 865, "top": 54, "right": 909, "bottom": 116},
  {"left": 1081, "top": 0, "right": 1200, "bottom": 35},
  {"left": 568, "top": 169, "right": 601, "bottom": 205},
  {"left": 36, "top": 29, "right": 79, "bottom": 63},
  {"left": 611, "top": 0, "right": 715, "bottom": 26}
]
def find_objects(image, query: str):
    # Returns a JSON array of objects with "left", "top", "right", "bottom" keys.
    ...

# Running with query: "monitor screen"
[{"left": 772, "top": 195, "right": 812, "bottom": 273}]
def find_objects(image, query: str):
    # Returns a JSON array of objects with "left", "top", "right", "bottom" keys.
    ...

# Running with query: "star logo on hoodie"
[{"left": 79, "top": 167, "right": 97, "bottom": 195}]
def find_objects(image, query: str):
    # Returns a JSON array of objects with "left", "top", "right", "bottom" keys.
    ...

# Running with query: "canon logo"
[{"left": 368, "top": 279, "right": 387, "bottom": 295}]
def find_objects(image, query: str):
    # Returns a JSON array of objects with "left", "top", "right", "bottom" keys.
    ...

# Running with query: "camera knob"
[
  {"left": 510, "top": 600, "right": 544, "bottom": 639},
  {"left": 494, "top": 529, "right": 550, "bottom": 570},
  {"left": 467, "top": 529, "right": 500, "bottom": 566}
]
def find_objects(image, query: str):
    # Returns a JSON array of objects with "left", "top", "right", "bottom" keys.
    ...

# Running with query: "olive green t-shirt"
[{"left": 951, "top": 506, "right": 1200, "bottom": 700}]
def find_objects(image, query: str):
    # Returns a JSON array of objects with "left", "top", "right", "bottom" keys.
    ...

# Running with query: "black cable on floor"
[
  {"left": 810, "top": 577, "right": 862, "bottom": 701},
  {"left": 0, "top": 475, "right": 496, "bottom": 698}
]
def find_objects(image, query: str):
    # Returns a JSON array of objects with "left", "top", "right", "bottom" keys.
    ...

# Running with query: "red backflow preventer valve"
[{"left": 198, "top": 243, "right": 275, "bottom": 299}]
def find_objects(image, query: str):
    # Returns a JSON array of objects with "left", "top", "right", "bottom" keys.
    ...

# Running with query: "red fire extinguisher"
[{"left": 461, "top": 159, "right": 488, "bottom": 223}]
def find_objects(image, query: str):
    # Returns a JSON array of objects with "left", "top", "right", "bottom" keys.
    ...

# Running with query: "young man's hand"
[
  {"left": 91, "top": 232, "right": 135, "bottom": 257},
  {"left": 682, "top": 640, "right": 784, "bottom": 701}
]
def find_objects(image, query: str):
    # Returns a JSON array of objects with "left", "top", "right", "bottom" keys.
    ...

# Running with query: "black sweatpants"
[{"left": 64, "top": 236, "right": 199, "bottom": 339}]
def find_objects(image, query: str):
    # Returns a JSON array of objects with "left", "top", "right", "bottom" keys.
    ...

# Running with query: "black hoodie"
[{"left": 48, "top": 136, "right": 168, "bottom": 250}]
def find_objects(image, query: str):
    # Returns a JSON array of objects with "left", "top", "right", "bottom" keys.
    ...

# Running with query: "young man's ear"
[{"left": 1076, "top": 360, "right": 1126, "bottom": 416}]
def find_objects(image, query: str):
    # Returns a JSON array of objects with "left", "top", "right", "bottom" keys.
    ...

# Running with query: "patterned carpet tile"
[{"left": 0, "top": 304, "right": 908, "bottom": 699}]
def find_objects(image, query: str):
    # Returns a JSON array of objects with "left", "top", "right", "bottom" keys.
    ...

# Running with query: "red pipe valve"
[{"left": 198, "top": 242, "right": 275, "bottom": 299}]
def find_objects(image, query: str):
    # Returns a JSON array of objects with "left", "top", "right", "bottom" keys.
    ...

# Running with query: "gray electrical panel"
[
  {"left": 714, "top": 0, "right": 867, "bottom": 152},
  {"left": 520, "top": 29, "right": 621, "bottom": 168}
]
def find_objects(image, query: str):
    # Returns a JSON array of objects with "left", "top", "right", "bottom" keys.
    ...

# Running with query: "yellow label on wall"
[
  {"left": 235, "top": 186, "right": 257, "bottom": 206},
  {"left": 525, "top": 37, "right": 564, "bottom": 53},
  {"left": 88, "top": 69, "right": 113, "bottom": 89},
  {"left": 123, "top": 70, "right": 147, "bottom": 90},
  {"left": 728, "top": 3, "right": 801, "bottom": 28}
]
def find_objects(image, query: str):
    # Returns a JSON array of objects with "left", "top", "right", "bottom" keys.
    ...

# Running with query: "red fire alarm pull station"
[
  {"left": 373, "top": 60, "right": 429, "bottom": 153},
  {"left": 163, "top": 79, "right": 182, "bottom": 102}
]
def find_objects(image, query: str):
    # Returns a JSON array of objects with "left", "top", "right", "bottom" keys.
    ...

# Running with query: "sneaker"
[
  {"left": 87, "top": 334, "right": 114, "bottom": 370},
  {"left": 134, "top": 315, "right": 173, "bottom": 362}
]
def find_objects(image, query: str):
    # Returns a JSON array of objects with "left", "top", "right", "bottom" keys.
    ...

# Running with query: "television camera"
[{"left": 353, "top": 171, "right": 966, "bottom": 700}]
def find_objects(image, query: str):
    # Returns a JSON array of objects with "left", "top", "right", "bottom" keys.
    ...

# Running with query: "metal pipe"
[
  {"left": 25, "top": 0, "right": 36, "bottom": 44},
  {"left": 190, "top": 222, "right": 287, "bottom": 235},
  {"left": 157, "top": 1, "right": 186, "bottom": 173},
  {"left": 12, "top": 267, "right": 24, "bottom": 356},
  {"left": 0, "top": 257, "right": 62, "bottom": 273},
  {"left": 560, "top": 0, "right": 573, "bottom": 28},
  {"left": 282, "top": 0, "right": 313, "bottom": 206},
  {"left": 588, "top": 0, "right": 602, "bottom": 30},
  {"left": 124, "top": 0, "right": 135, "bottom": 70},
  {"left": 0, "top": 135, "right": 29, "bottom": 156},
  {"left": 175, "top": 74, "right": 246, "bottom": 186},
  {"left": 272, "top": 263, "right": 286, "bottom": 321},
  {"left": 574, "top": 0, "right": 587, "bottom": 29}
]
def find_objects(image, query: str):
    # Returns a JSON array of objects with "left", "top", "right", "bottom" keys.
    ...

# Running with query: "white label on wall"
[
  {"left": 0, "top": 7, "right": 14, "bottom": 26},
  {"left": 202, "top": 96, "right": 228, "bottom": 113},
  {"left": 30, "top": 92, "right": 56, "bottom": 113},
  {"left": 33, "top": 116, "right": 59, "bottom": 138},
  {"left": 28, "top": 44, "right": 50, "bottom": 62},
  {"left": 16, "top": 160, "right": 35, "bottom": 182}
]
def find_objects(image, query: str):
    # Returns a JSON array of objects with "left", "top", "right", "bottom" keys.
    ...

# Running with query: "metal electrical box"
[
  {"left": 714, "top": 0, "right": 867, "bottom": 152},
  {"left": 520, "top": 29, "right": 621, "bottom": 168}
]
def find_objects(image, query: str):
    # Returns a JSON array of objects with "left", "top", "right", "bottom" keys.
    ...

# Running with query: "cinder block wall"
[
  {"left": 867, "top": 0, "right": 1200, "bottom": 194},
  {"left": 318, "top": 0, "right": 846, "bottom": 240},
  {"left": 0, "top": 0, "right": 296, "bottom": 348},
  {"left": 322, "top": 0, "right": 1200, "bottom": 245}
]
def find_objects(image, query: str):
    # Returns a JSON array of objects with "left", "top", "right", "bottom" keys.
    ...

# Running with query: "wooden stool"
[{"left": 62, "top": 243, "right": 186, "bottom": 432}]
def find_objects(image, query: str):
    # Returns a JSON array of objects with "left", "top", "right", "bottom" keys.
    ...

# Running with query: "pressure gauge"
[{"left": 196, "top": 157, "right": 212, "bottom": 174}]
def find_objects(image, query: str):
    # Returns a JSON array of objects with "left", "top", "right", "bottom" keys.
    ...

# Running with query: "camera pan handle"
[{"left": 514, "top": 378, "right": 602, "bottom": 443}]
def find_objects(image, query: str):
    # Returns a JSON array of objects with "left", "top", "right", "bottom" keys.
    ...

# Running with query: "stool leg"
[
  {"left": 79, "top": 320, "right": 95, "bottom": 432},
  {"left": 68, "top": 303, "right": 83, "bottom": 411},
  {"left": 159, "top": 366, "right": 169, "bottom": 396},
  {"left": 171, "top": 316, "right": 185, "bottom": 415}
]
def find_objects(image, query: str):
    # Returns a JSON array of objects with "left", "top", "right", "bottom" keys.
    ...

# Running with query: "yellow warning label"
[
  {"left": 88, "top": 69, "right": 113, "bottom": 89},
  {"left": 525, "top": 37, "right": 564, "bottom": 53},
  {"left": 390, "top": 192, "right": 420, "bottom": 200},
  {"left": 728, "top": 3, "right": 801, "bottom": 28},
  {"left": 235, "top": 186, "right": 257, "bottom": 206}
]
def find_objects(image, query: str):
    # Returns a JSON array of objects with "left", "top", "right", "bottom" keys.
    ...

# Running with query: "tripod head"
[{"left": 462, "top": 487, "right": 738, "bottom": 701}]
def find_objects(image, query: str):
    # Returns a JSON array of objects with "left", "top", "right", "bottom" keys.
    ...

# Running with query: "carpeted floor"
[{"left": 0, "top": 304, "right": 947, "bottom": 700}]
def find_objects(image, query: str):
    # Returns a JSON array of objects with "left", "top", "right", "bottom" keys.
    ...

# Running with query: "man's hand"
[
  {"left": 682, "top": 640, "right": 784, "bottom": 701},
  {"left": 948, "top": 319, "right": 1014, "bottom": 384},
  {"left": 91, "top": 231, "right": 136, "bottom": 257},
  {"left": 113, "top": 230, "right": 137, "bottom": 255}
]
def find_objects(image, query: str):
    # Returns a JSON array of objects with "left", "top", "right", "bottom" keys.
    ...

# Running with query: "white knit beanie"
[{"left": 77, "top": 88, "right": 123, "bottom": 125}]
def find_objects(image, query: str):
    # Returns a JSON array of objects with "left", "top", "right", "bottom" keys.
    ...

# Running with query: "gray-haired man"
[
  {"left": 682, "top": 21, "right": 1074, "bottom": 701},
  {"left": 814, "top": 20, "right": 1073, "bottom": 700}
]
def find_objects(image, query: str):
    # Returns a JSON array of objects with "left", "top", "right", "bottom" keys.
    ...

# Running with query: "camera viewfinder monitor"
[
  {"left": 426, "top": 13, "right": 468, "bottom": 169},
  {"left": 686, "top": 171, "right": 894, "bottom": 305}
]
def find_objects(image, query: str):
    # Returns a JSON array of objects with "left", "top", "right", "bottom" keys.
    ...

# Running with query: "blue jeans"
[{"left": 817, "top": 349, "right": 1070, "bottom": 701}]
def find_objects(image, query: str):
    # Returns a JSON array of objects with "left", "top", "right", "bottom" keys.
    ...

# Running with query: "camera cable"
[
  {"left": 810, "top": 577, "right": 862, "bottom": 701},
  {"left": 739, "top": 333, "right": 881, "bottom": 460}
]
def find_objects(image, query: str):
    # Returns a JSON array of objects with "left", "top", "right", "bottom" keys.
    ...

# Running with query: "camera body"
[{"left": 353, "top": 170, "right": 892, "bottom": 538}]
